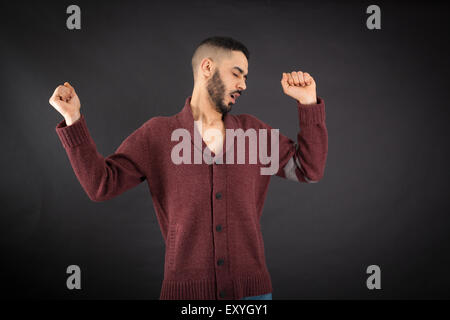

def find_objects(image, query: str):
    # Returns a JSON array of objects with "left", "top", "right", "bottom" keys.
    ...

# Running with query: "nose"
[{"left": 238, "top": 79, "right": 246, "bottom": 91}]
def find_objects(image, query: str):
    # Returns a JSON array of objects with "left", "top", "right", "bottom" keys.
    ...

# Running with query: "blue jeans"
[{"left": 240, "top": 292, "right": 272, "bottom": 300}]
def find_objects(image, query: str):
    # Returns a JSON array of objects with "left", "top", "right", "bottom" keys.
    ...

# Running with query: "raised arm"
[
  {"left": 275, "top": 70, "right": 328, "bottom": 183},
  {"left": 50, "top": 82, "right": 149, "bottom": 202}
]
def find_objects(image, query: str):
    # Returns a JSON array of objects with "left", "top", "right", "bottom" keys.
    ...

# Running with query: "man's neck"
[{"left": 190, "top": 88, "right": 223, "bottom": 128}]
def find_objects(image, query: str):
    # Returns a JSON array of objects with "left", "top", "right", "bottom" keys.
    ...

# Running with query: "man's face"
[{"left": 206, "top": 51, "right": 248, "bottom": 116}]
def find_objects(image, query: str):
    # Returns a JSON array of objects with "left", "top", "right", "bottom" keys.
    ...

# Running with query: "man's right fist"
[{"left": 49, "top": 82, "right": 81, "bottom": 125}]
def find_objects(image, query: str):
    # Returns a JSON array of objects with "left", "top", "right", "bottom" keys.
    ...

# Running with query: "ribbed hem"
[
  {"left": 55, "top": 113, "right": 91, "bottom": 149},
  {"left": 297, "top": 96, "right": 326, "bottom": 126},
  {"left": 160, "top": 278, "right": 217, "bottom": 300},
  {"left": 232, "top": 271, "right": 273, "bottom": 300},
  {"left": 159, "top": 271, "right": 273, "bottom": 300}
]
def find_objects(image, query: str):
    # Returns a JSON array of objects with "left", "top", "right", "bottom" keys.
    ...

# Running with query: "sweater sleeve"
[
  {"left": 274, "top": 96, "right": 328, "bottom": 183},
  {"left": 55, "top": 113, "right": 149, "bottom": 201}
]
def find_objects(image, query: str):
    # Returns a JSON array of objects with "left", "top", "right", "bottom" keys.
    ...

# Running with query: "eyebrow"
[{"left": 233, "top": 66, "right": 248, "bottom": 80}]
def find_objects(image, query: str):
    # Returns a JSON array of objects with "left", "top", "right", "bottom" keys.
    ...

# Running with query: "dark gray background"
[{"left": 1, "top": 0, "right": 449, "bottom": 299}]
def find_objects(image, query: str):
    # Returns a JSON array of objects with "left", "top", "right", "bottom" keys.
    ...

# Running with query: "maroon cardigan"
[{"left": 55, "top": 96, "right": 328, "bottom": 300}]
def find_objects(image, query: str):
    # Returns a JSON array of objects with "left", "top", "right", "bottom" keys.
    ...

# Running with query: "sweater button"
[
  {"left": 219, "top": 291, "right": 226, "bottom": 298},
  {"left": 216, "top": 225, "right": 222, "bottom": 232},
  {"left": 217, "top": 259, "right": 224, "bottom": 266},
  {"left": 215, "top": 192, "right": 222, "bottom": 199}
]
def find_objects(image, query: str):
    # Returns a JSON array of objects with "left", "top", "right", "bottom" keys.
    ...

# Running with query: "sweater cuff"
[
  {"left": 55, "top": 113, "right": 91, "bottom": 149},
  {"left": 297, "top": 96, "right": 326, "bottom": 126}
]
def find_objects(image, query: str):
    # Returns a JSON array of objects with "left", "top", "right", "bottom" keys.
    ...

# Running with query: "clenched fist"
[
  {"left": 49, "top": 82, "right": 81, "bottom": 125},
  {"left": 281, "top": 71, "right": 317, "bottom": 105}
]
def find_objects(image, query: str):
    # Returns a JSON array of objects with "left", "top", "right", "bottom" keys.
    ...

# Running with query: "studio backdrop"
[{"left": 1, "top": 0, "right": 449, "bottom": 299}]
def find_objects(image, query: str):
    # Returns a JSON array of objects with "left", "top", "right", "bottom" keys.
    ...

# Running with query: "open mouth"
[{"left": 229, "top": 93, "right": 240, "bottom": 103}]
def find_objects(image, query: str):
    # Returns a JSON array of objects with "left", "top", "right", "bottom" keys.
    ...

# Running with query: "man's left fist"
[{"left": 281, "top": 71, "right": 317, "bottom": 105}]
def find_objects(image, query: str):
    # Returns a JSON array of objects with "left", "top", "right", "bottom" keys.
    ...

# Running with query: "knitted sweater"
[{"left": 55, "top": 96, "right": 328, "bottom": 300}]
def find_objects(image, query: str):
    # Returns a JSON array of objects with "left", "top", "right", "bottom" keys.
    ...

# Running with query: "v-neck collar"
[{"left": 176, "top": 96, "right": 238, "bottom": 163}]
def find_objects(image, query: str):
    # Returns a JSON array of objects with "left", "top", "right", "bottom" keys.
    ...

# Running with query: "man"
[{"left": 50, "top": 36, "right": 328, "bottom": 300}]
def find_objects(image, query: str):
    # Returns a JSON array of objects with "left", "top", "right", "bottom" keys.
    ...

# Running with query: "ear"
[{"left": 200, "top": 57, "right": 214, "bottom": 78}]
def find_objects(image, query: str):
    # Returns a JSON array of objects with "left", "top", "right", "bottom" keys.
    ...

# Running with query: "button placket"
[{"left": 211, "top": 162, "right": 233, "bottom": 299}]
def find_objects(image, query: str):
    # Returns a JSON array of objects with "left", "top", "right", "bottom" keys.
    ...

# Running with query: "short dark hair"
[
  {"left": 196, "top": 36, "right": 250, "bottom": 60},
  {"left": 191, "top": 36, "right": 250, "bottom": 81}
]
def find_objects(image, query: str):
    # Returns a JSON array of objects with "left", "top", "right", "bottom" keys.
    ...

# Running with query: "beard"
[{"left": 206, "top": 69, "right": 232, "bottom": 117}]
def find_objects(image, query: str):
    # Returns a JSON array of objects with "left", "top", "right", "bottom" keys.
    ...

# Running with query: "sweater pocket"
[{"left": 167, "top": 223, "right": 181, "bottom": 271}]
